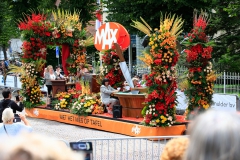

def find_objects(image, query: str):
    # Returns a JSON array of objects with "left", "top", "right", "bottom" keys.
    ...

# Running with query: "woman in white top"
[
  {"left": 44, "top": 65, "right": 56, "bottom": 97},
  {"left": 100, "top": 78, "right": 120, "bottom": 114}
]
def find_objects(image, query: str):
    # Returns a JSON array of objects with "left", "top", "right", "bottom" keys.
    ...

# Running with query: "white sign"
[
  {"left": 176, "top": 90, "right": 187, "bottom": 110},
  {"left": 176, "top": 91, "right": 238, "bottom": 111},
  {"left": 17, "top": 77, "right": 22, "bottom": 89},
  {"left": 211, "top": 94, "right": 237, "bottom": 111},
  {"left": 95, "top": 23, "right": 118, "bottom": 50}
]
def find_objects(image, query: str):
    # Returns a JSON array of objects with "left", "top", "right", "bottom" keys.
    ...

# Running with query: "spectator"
[
  {"left": 0, "top": 108, "right": 32, "bottom": 136},
  {"left": 0, "top": 133, "right": 84, "bottom": 160},
  {"left": 160, "top": 137, "right": 189, "bottom": 160},
  {"left": 185, "top": 110, "right": 240, "bottom": 160},
  {"left": 100, "top": 78, "right": 119, "bottom": 114},
  {"left": 132, "top": 77, "right": 141, "bottom": 87},
  {"left": 0, "top": 89, "right": 24, "bottom": 123},
  {"left": 139, "top": 73, "right": 147, "bottom": 87}
]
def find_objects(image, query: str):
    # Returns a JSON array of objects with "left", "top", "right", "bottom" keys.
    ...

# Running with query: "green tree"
[
  {"left": 0, "top": 1, "right": 19, "bottom": 60},
  {"left": 102, "top": 0, "right": 218, "bottom": 35},
  {"left": 56, "top": 0, "right": 98, "bottom": 27},
  {"left": 208, "top": 0, "right": 240, "bottom": 72}
]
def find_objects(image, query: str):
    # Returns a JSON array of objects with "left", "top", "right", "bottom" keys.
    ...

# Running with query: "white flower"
[
  {"left": 168, "top": 116, "right": 173, "bottom": 121},
  {"left": 150, "top": 108, "right": 152, "bottom": 111},
  {"left": 153, "top": 108, "right": 155, "bottom": 111}
]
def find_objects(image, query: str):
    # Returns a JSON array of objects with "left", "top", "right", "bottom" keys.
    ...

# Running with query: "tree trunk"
[
  {"left": 2, "top": 44, "right": 7, "bottom": 60},
  {"left": 2, "top": 44, "right": 7, "bottom": 85}
]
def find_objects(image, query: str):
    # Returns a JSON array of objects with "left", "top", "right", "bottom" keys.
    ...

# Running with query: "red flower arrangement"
[
  {"left": 131, "top": 14, "right": 184, "bottom": 127},
  {"left": 100, "top": 49, "right": 124, "bottom": 88},
  {"left": 182, "top": 11, "right": 216, "bottom": 118},
  {"left": 17, "top": 10, "right": 92, "bottom": 108}
]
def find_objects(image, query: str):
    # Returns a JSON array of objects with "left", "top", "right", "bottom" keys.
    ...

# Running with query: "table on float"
[
  {"left": 114, "top": 92, "right": 146, "bottom": 118},
  {"left": 51, "top": 74, "right": 100, "bottom": 97}
]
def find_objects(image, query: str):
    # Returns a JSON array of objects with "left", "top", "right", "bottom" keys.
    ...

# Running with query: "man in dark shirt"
[{"left": 0, "top": 89, "right": 24, "bottom": 122}]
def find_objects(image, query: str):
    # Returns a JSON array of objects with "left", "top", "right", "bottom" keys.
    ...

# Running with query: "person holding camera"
[
  {"left": 0, "top": 108, "right": 32, "bottom": 136},
  {"left": 0, "top": 89, "right": 24, "bottom": 123}
]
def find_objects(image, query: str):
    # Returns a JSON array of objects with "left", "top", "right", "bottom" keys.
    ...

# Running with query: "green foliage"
[
  {"left": 59, "top": 0, "right": 98, "bottom": 27},
  {"left": 207, "top": 0, "right": 240, "bottom": 72},
  {"left": 0, "top": 0, "right": 19, "bottom": 59},
  {"left": 103, "top": 0, "right": 218, "bottom": 36}
]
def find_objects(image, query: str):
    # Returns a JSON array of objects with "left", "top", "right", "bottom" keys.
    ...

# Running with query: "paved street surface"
[
  {"left": 0, "top": 88, "right": 169, "bottom": 159},
  {"left": 0, "top": 88, "right": 130, "bottom": 143},
  {"left": 28, "top": 117, "right": 129, "bottom": 142}
]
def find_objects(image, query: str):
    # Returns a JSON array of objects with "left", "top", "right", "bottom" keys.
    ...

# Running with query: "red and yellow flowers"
[
  {"left": 132, "top": 14, "right": 184, "bottom": 127},
  {"left": 182, "top": 11, "right": 216, "bottom": 118},
  {"left": 99, "top": 49, "right": 124, "bottom": 88}
]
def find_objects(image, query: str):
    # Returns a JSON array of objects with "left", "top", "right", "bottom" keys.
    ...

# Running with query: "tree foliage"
[
  {"left": 208, "top": 0, "right": 240, "bottom": 72},
  {"left": 102, "top": 0, "right": 218, "bottom": 35},
  {"left": 0, "top": 1, "right": 19, "bottom": 60}
]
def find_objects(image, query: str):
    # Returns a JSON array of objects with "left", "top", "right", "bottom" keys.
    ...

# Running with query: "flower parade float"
[
  {"left": 180, "top": 11, "right": 216, "bottom": 119},
  {"left": 18, "top": 9, "right": 186, "bottom": 136},
  {"left": 128, "top": 13, "right": 186, "bottom": 134}
]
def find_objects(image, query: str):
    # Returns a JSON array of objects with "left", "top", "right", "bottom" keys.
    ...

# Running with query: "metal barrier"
[
  {"left": 0, "top": 75, "right": 47, "bottom": 96},
  {"left": 78, "top": 135, "right": 187, "bottom": 160}
]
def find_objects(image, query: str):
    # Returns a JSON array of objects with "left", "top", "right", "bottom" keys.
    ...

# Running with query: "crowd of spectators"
[{"left": 160, "top": 109, "right": 240, "bottom": 160}]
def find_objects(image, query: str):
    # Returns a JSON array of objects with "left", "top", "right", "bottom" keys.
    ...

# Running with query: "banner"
[
  {"left": 176, "top": 91, "right": 238, "bottom": 111},
  {"left": 211, "top": 94, "right": 237, "bottom": 111}
]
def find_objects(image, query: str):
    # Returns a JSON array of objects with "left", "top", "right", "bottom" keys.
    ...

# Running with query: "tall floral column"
[
  {"left": 182, "top": 12, "right": 216, "bottom": 118},
  {"left": 131, "top": 14, "right": 184, "bottom": 127},
  {"left": 99, "top": 49, "right": 124, "bottom": 88}
]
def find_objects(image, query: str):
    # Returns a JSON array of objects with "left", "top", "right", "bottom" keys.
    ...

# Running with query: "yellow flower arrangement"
[
  {"left": 70, "top": 94, "right": 102, "bottom": 116},
  {"left": 131, "top": 13, "right": 184, "bottom": 127}
]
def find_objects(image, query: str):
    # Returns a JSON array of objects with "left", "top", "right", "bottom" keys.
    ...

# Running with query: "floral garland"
[
  {"left": 53, "top": 88, "right": 81, "bottom": 110},
  {"left": 99, "top": 49, "right": 124, "bottom": 88},
  {"left": 18, "top": 10, "right": 92, "bottom": 108},
  {"left": 131, "top": 14, "right": 184, "bottom": 127},
  {"left": 70, "top": 94, "right": 102, "bottom": 116},
  {"left": 182, "top": 12, "right": 216, "bottom": 118}
]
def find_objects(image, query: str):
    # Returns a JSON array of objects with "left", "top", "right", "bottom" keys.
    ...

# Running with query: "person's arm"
[
  {"left": 100, "top": 85, "right": 116, "bottom": 95},
  {"left": 19, "top": 114, "right": 30, "bottom": 126},
  {"left": 11, "top": 100, "right": 24, "bottom": 112},
  {"left": 109, "top": 85, "right": 118, "bottom": 92}
]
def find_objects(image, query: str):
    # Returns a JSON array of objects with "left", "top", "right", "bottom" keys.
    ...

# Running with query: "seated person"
[
  {"left": 132, "top": 78, "right": 141, "bottom": 88},
  {"left": 139, "top": 73, "right": 147, "bottom": 87},
  {"left": 100, "top": 78, "right": 120, "bottom": 114}
]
